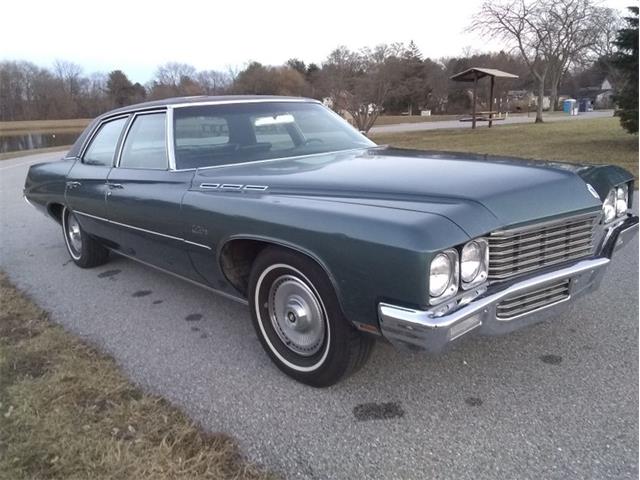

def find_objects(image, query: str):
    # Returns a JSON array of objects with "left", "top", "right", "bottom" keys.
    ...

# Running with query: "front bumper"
[{"left": 378, "top": 214, "right": 638, "bottom": 353}]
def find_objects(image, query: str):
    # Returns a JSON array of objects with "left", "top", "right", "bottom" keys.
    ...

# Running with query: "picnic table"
[
  {"left": 450, "top": 68, "right": 518, "bottom": 129},
  {"left": 459, "top": 111, "right": 507, "bottom": 126}
]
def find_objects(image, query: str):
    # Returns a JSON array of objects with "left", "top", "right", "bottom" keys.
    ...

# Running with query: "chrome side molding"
[
  {"left": 74, "top": 210, "right": 212, "bottom": 250},
  {"left": 198, "top": 183, "right": 269, "bottom": 192}
]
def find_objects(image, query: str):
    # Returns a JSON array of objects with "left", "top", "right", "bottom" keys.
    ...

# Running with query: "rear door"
[
  {"left": 105, "top": 110, "right": 201, "bottom": 280},
  {"left": 65, "top": 115, "right": 128, "bottom": 239}
]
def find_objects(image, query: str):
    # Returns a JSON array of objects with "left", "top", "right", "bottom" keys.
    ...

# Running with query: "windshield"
[{"left": 172, "top": 101, "right": 375, "bottom": 169}]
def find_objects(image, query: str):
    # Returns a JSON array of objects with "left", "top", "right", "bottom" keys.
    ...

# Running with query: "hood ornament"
[{"left": 586, "top": 183, "right": 600, "bottom": 200}]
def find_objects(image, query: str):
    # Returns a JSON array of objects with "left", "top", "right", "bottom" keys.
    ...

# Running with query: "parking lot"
[{"left": 1, "top": 151, "right": 638, "bottom": 479}]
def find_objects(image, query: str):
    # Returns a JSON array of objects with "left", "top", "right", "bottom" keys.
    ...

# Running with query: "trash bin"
[{"left": 578, "top": 99, "right": 591, "bottom": 112}]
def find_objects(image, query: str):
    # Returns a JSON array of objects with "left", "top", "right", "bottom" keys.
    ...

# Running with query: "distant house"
[
  {"left": 322, "top": 95, "right": 380, "bottom": 121},
  {"left": 505, "top": 90, "right": 550, "bottom": 112},
  {"left": 578, "top": 78, "right": 614, "bottom": 109},
  {"left": 322, "top": 95, "right": 352, "bottom": 121}
]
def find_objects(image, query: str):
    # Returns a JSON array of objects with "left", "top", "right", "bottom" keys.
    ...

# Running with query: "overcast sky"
[{"left": 1, "top": 0, "right": 634, "bottom": 83}]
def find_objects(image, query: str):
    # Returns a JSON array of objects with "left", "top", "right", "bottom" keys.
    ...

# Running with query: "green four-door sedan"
[{"left": 24, "top": 96, "right": 638, "bottom": 386}]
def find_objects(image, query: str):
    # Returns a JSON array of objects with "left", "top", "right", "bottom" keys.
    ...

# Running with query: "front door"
[
  {"left": 65, "top": 115, "right": 129, "bottom": 241},
  {"left": 105, "top": 111, "right": 201, "bottom": 280}
]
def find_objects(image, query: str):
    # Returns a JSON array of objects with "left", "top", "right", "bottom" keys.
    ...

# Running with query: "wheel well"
[
  {"left": 47, "top": 203, "right": 64, "bottom": 224},
  {"left": 219, "top": 239, "right": 270, "bottom": 296},
  {"left": 219, "top": 239, "right": 334, "bottom": 298}
]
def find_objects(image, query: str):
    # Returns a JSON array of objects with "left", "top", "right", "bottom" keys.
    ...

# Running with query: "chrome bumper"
[{"left": 378, "top": 215, "right": 638, "bottom": 353}]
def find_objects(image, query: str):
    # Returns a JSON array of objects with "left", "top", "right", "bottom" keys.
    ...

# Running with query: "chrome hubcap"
[
  {"left": 66, "top": 214, "right": 82, "bottom": 254},
  {"left": 268, "top": 275, "right": 326, "bottom": 356}
]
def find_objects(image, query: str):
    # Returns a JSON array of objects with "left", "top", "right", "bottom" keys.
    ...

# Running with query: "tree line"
[{"left": 0, "top": 0, "right": 635, "bottom": 133}]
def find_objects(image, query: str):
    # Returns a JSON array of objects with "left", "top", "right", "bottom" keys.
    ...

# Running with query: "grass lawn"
[
  {"left": 371, "top": 117, "right": 639, "bottom": 180},
  {"left": 0, "top": 119, "right": 91, "bottom": 135},
  {"left": 0, "top": 272, "right": 274, "bottom": 480}
]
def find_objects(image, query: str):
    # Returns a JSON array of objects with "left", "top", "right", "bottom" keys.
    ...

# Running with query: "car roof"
[{"left": 107, "top": 95, "right": 317, "bottom": 116}]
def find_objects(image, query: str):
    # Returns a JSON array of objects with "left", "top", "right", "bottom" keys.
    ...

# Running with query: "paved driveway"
[
  {"left": 1, "top": 151, "right": 637, "bottom": 479},
  {"left": 370, "top": 110, "right": 614, "bottom": 134}
]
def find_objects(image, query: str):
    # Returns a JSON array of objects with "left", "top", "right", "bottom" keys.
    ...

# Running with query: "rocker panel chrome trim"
[{"left": 73, "top": 210, "right": 212, "bottom": 250}]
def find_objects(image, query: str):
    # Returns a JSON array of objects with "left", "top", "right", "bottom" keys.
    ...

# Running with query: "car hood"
[{"left": 197, "top": 147, "right": 606, "bottom": 238}]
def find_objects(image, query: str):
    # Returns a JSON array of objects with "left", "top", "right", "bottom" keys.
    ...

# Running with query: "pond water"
[{"left": 0, "top": 131, "right": 82, "bottom": 153}]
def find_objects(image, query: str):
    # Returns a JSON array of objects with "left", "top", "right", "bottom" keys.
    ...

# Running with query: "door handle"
[
  {"left": 66, "top": 181, "right": 81, "bottom": 189},
  {"left": 107, "top": 183, "right": 123, "bottom": 189}
]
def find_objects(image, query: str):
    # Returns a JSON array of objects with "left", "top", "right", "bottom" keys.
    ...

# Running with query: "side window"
[
  {"left": 83, "top": 117, "right": 127, "bottom": 166},
  {"left": 119, "top": 113, "right": 167, "bottom": 170}
]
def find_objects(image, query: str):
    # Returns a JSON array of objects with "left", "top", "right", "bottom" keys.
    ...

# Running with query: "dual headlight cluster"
[
  {"left": 602, "top": 184, "right": 629, "bottom": 223},
  {"left": 429, "top": 239, "right": 489, "bottom": 304}
]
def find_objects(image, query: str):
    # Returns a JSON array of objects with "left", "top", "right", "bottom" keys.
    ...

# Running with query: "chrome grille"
[
  {"left": 496, "top": 279, "right": 570, "bottom": 319},
  {"left": 488, "top": 214, "right": 597, "bottom": 281}
]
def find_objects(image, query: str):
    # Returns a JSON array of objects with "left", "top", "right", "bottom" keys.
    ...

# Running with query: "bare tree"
[
  {"left": 587, "top": 8, "right": 624, "bottom": 86},
  {"left": 472, "top": 0, "right": 615, "bottom": 116},
  {"left": 472, "top": 0, "right": 551, "bottom": 122},
  {"left": 319, "top": 46, "right": 362, "bottom": 113},
  {"left": 153, "top": 62, "right": 197, "bottom": 89},
  {"left": 320, "top": 45, "right": 400, "bottom": 132},
  {"left": 76, "top": 72, "right": 110, "bottom": 116},
  {"left": 541, "top": 0, "right": 607, "bottom": 111},
  {"left": 53, "top": 59, "right": 83, "bottom": 97},
  {"left": 196, "top": 70, "right": 231, "bottom": 95}
]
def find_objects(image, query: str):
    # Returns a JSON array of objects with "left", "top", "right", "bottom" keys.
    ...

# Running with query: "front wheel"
[
  {"left": 248, "top": 247, "right": 374, "bottom": 387},
  {"left": 62, "top": 207, "right": 109, "bottom": 268}
]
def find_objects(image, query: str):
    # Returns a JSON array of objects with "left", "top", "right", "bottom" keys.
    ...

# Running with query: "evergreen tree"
[
  {"left": 613, "top": 7, "right": 638, "bottom": 134},
  {"left": 106, "top": 70, "right": 135, "bottom": 107}
]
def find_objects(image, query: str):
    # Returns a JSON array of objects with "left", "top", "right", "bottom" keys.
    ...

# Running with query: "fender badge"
[{"left": 586, "top": 183, "right": 600, "bottom": 200}]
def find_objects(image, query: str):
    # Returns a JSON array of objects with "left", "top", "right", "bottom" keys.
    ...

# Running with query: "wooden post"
[
  {"left": 489, "top": 76, "right": 495, "bottom": 128},
  {"left": 472, "top": 72, "right": 477, "bottom": 129}
]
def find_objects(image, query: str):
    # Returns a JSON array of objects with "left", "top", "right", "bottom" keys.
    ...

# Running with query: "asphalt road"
[
  {"left": 1, "top": 151, "right": 638, "bottom": 480},
  {"left": 370, "top": 110, "right": 615, "bottom": 134}
]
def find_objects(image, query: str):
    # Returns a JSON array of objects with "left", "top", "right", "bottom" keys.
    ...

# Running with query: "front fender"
[{"left": 182, "top": 191, "right": 470, "bottom": 327}]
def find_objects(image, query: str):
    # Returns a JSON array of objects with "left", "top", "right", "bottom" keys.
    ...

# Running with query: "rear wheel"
[
  {"left": 248, "top": 247, "right": 374, "bottom": 387},
  {"left": 62, "top": 207, "right": 109, "bottom": 268}
]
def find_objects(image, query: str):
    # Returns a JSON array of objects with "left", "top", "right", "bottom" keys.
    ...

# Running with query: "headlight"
[
  {"left": 603, "top": 189, "right": 616, "bottom": 223},
  {"left": 616, "top": 184, "right": 629, "bottom": 217},
  {"left": 429, "top": 249, "right": 459, "bottom": 303},
  {"left": 460, "top": 239, "right": 488, "bottom": 288}
]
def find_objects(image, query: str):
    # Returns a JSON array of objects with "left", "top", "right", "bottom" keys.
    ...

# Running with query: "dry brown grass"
[
  {"left": 371, "top": 117, "right": 639, "bottom": 180},
  {"left": 0, "top": 272, "right": 277, "bottom": 480},
  {"left": 0, "top": 119, "right": 91, "bottom": 135},
  {"left": 0, "top": 145, "right": 71, "bottom": 161}
]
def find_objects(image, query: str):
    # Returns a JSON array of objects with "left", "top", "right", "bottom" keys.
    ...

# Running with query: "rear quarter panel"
[{"left": 24, "top": 159, "right": 76, "bottom": 219}]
